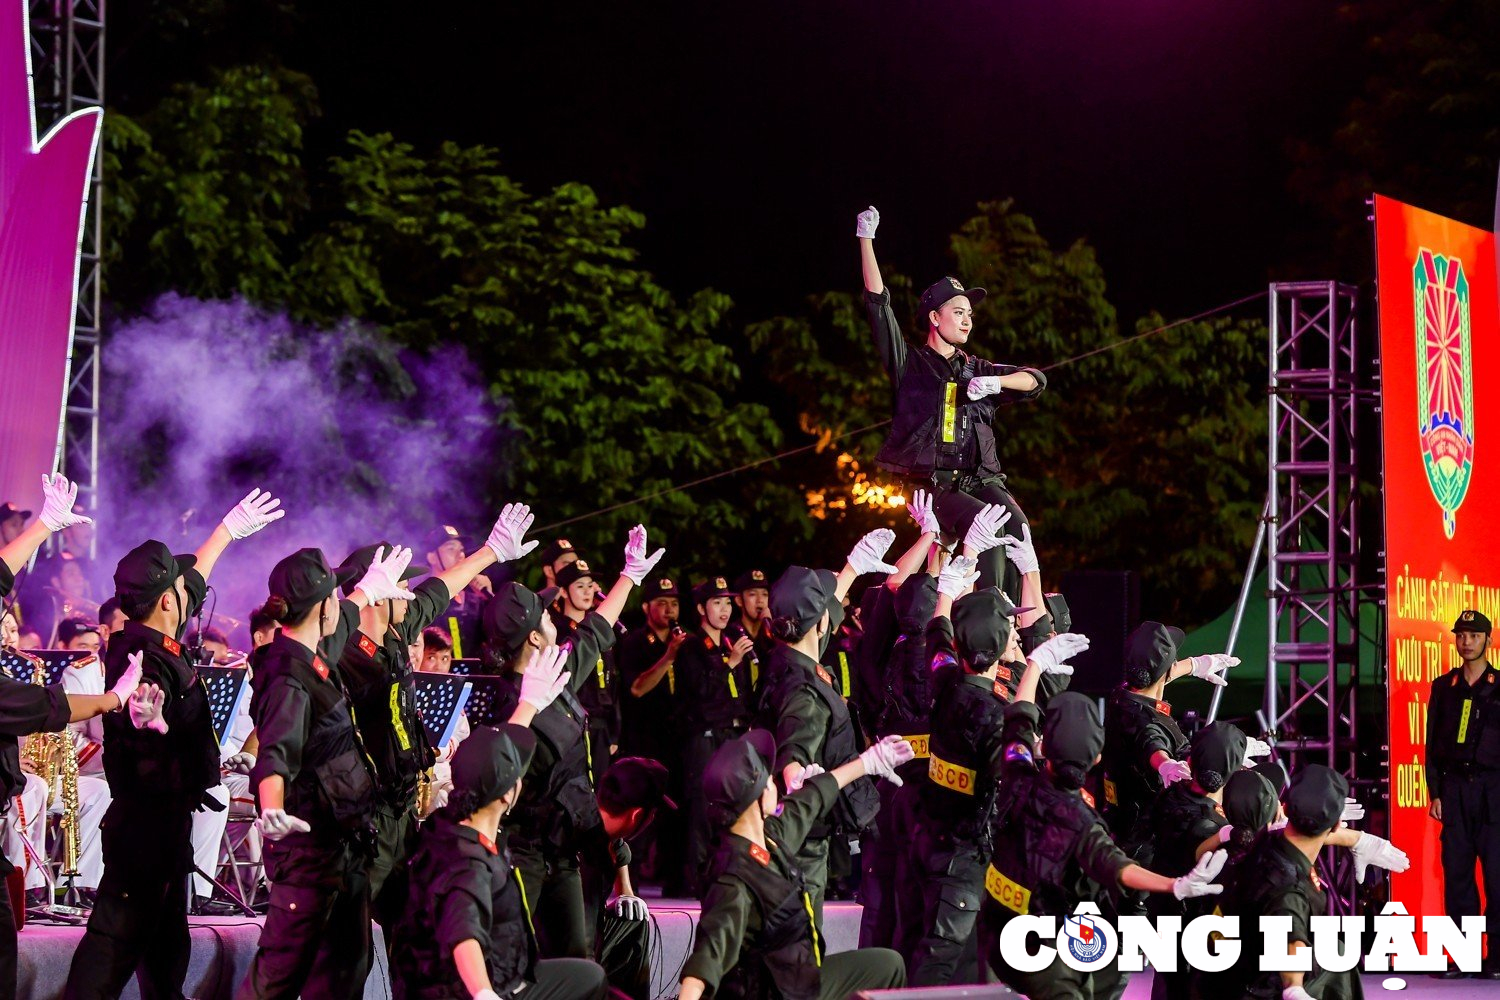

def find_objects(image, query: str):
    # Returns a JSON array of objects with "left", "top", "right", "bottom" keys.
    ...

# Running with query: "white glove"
[
  {"left": 224, "top": 752, "right": 256, "bottom": 775},
  {"left": 1268, "top": 817, "right": 1290, "bottom": 833},
  {"left": 963, "top": 504, "right": 1013, "bottom": 555},
  {"left": 475, "top": 991, "right": 502, "bottom": 1000},
  {"left": 355, "top": 545, "right": 418, "bottom": 603},
  {"left": 610, "top": 895, "right": 650, "bottom": 922},
  {"left": 620, "top": 525, "right": 666, "bottom": 585},
  {"left": 999, "top": 523, "right": 1040, "bottom": 575},
  {"left": 128, "top": 684, "right": 169, "bottom": 734},
  {"left": 936, "top": 555, "right": 980, "bottom": 600},
  {"left": 907, "top": 488, "right": 940, "bottom": 536},
  {"left": 786, "top": 763, "right": 825, "bottom": 794},
  {"left": 1341, "top": 797, "right": 1365, "bottom": 822},
  {"left": 1244, "top": 736, "right": 1272, "bottom": 761},
  {"left": 856, "top": 205, "right": 880, "bottom": 239},
  {"left": 859, "top": 734, "right": 916, "bottom": 785},
  {"left": 1351, "top": 831, "right": 1409, "bottom": 883},
  {"left": 1029, "top": 632, "right": 1089, "bottom": 675},
  {"left": 1282, "top": 987, "right": 1314, "bottom": 1000},
  {"left": 1172, "top": 848, "right": 1227, "bottom": 899},
  {"left": 38, "top": 473, "right": 91, "bottom": 531},
  {"left": 1217, "top": 825, "right": 1235, "bottom": 845},
  {"left": 1158, "top": 757, "right": 1192, "bottom": 786},
  {"left": 519, "top": 644, "right": 571, "bottom": 713},
  {"left": 846, "top": 528, "right": 898, "bottom": 576},
  {"left": 966, "top": 375, "right": 1005, "bottom": 401},
  {"left": 257, "top": 808, "right": 311, "bottom": 841},
  {"left": 221, "top": 488, "right": 285, "bottom": 540},
  {"left": 108, "top": 650, "right": 144, "bottom": 708},
  {"left": 487, "top": 503, "right": 539, "bottom": 563},
  {"left": 1189, "top": 653, "right": 1238, "bottom": 687}
]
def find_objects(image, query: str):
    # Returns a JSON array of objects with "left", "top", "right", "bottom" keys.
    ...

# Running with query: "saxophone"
[{"left": 15, "top": 648, "right": 82, "bottom": 876}]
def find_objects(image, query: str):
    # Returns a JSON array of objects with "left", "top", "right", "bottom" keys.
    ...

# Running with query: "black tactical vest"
[
  {"left": 922, "top": 675, "right": 1008, "bottom": 840},
  {"left": 983, "top": 768, "right": 1102, "bottom": 928},
  {"left": 1100, "top": 688, "right": 1187, "bottom": 850},
  {"left": 340, "top": 630, "right": 434, "bottom": 805},
  {"left": 876, "top": 348, "right": 989, "bottom": 476},
  {"left": 508, "top": 685, "right": 596, "bottom": 853},
  {"left": 708, "top": 835, "right": 823, "bottom": 1000}
]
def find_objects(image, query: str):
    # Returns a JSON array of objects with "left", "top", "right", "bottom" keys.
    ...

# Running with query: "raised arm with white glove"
[
  {"left": 1189, "top": 653, "right": 1238, "bottom": 687},
  {"left": 221, "top": 488, "right": 285, "bottom": 540},
  {"left": 519, "top": 645, "right": 571, "bottom": 713},
  {"left": 620, "top": 525, "right": 666, "bottom": 586},
  {"left": 907, "top": 489, "right": 940, "bottom": 537},
  {"left": 354, "top": 545, "right": 418, "bottom": 603},
  {"left": 1350, "top": 832, "right": 1409, "bottom": 883},
  {"left": 1244, "top": 736, "right": 1273, "bottom": 761},
  {"left": 856, "top": 206, "right": 880, "bottom": 240},
  {"left": 1341, "top": 798, "right": 1365, "bottom": 822},
  {"left": 936, "top": 555, "right": 980, "bottom": 600},
  {"left": 1172, "top": 848, "right": 1227, "bottom": 899},
  {"left": 108, "top": 650, "right": 144, "bottom": 711},
  {"left": 846, "top": 528, "right": 898, "bottom": 576},
  {"left": 999, "top": 523, "right": 1040, "bottom": 575},
  {"left": 1028, "top": 632, "right": 1089, "bottom": 676},
  {"left": 486, "top": 503, "right": 539, "bottom": 563},
  {"left": 963, "top": 504, "right": 1012, "bottom": 555},
  {"left": 39, "top": 473, "right": 93, "bottom": 531},
  {"left": 859, "top": 733, "right": 916, "bottom": 785}
]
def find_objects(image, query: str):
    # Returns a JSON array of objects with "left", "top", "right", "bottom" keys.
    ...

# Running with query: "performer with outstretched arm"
[{"left": 858, "top": 205, "right": 1046, "bottom": 599}]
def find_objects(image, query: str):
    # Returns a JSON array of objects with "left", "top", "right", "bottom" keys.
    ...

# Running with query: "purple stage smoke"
[{"left": 98, "top": 294, "right": 504, "bottom": 637}]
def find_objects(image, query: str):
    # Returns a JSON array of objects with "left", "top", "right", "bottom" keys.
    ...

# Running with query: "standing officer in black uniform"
[
  {"left": 0, "top": 474, "right": 140, "bottom": 998},
  {"left": 1427, "top": 609, "right": 1500, "bottom": 979},
  {"left": 902, "top": 577, "right": 1087, "bottom": 986},
  {"left": 237, "top": 543, "right": 420, "bottom": 999},
  {"left": 423, "top": 524, "right": 491, "bottom": 660},
  {"left": 552, "top": 559, "right": 620, "bottom": 784},
  {"left": 678, "top": 576, "right": 757, "bottom": 895},
  {"left": 731, "top": 568, "right": 774, "bottom": 665},
  {"left": 391, "top": 723, "right": 608, "bottom": 1000},
  {"left": 857, "top": 205, "right": 1046, "bottom": 597},
  {"left": 66, "top": 488, "right": 286, "bottom": 1000},
  {"left": 678, "top": 729, "right": 912, "bottom": 1000},
  {"left": 338, "top": 504, "right": 538, "bottom": 932},
  {"left": 978, "top": 687, "right": 1229, "bottom": 1000}
]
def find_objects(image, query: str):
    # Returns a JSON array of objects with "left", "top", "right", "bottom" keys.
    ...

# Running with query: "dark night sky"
[{"left": 112, "top": 0, "right": 1369, "bottom": 327}]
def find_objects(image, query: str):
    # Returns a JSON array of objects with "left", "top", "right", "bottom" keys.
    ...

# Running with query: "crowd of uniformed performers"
[{"left": 0, "top": 203, "right": 1488, "bottom": 1000}]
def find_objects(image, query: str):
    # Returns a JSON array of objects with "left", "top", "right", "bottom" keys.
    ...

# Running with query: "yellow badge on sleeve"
[
  {"left": 985, "top": 864, "right": 1031, "bottom": 915},
  {"left": 904, "top": 734, "right": 931, "bottom": 759}
]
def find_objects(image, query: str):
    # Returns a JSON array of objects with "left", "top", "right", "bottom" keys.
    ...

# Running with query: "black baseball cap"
[
  {"left": 1045, "top": 593, "right": 1071, "bottom": 634},
  {"left": 644, "top": 577, "right": 680, "bottom": 600},
  {"left": 1042, "top": 691, "right": 1105, "bottom": 769},
  {"left": 1453, "top": 610, "right": 1493, "bottom": 634},
  {"left": 452, "top": 724, "right": 537, "bottom": 805},
  {"left": 1253, "top": 759, "right": 1290, "bottom": 794},
  {"left": 1284, "top": 764, "right": 1349, "bottom": 836},
  {"left": 695, "top": 575, "right": 736, "bottom": 605},
  {"left": 733, "top": 569, "right": 771, "bottom": 594},
  {"left": 702, "top": 729, "right": 777, "bottom": 826},
  {"left": 0, "top": 502, "right": 30, "bottom": 523},
  {"left": 337, "top": 543, "right": 424, "bottom": 598},
  {"left": 599, "top": 757, "right": 678, "bottom": 814},
  {"left": 1189, "top": 722, "right": 1248, "bottom": 792},
  {"left": 114, "top": 540, "right": 198, "bottom": 614},
  {"left": 555, "top": 559, "right": 597, "bottom": 590},
  {"left": 540, "top": 538, "right": 579, "bottom": 566},
  {"left": 952, "top": 588, "right": 1029, "bottom": 665},
  {"left": 484, "top": 582, "right": 547, "bottom": 651},
  {"left": 423, "top": 524, "right": 470, "bottom": 554},
  {"left": 268, "top": 548, "right": 353, "bottom": 622},
  {"left": 769, "top": 566, "right": 838, "bottom": 639},
  {"left": 919, "top": 277, "right": 987, "bottom": 317},
  {"left": 1222, "top": 769, "right": 1279, "bottom": 834},
  {"left": 1123, "top": 621, "right": 1186, "bottom": 689}
]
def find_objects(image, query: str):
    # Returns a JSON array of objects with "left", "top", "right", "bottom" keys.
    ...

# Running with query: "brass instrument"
[{"left": 14, "top": 647, "right": 82, "bottom": 876}]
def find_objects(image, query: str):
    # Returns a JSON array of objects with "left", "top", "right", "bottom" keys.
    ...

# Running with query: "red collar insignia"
[
  {"left": 994, "top": 665, "right": 1012, "bottom": 682},
  {"left": 815, "top": 665, "right": 834, "bottom": 686},
  {"left": 1155, "top": 700, "right": 1172, "bottom": 716},
  {"left": 162, "top": 636, "right": 181, "bottom": 656},
  {"left": 312, "top": 655, "right": 330, "bottom": 681},
  {"left": 992, "top": 681, "right": 1010, "bottom": 700},
  {"left": 358, "top": 635, "right": 378, "bottom": 657},
  {"left": 1310, "top": 869, "right": 1323, "bottom": 891},
  {"left": 748, "top": 843, "right": 771, "bottom": 866},
  {"left": 477, "top": 832, "right": 499, "bottom": 856},
  {"left": 1080, "top": 789, "right": 1096, "bottom": 808}
]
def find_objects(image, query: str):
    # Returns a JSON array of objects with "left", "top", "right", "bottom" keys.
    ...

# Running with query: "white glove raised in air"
[
  {"left": 1244, "top": 736, "right": 1273, "bottom": 761},
  {"left": 963, "top": 504, "right": 1012, "bottom": 555},
  {"left": 257, "top": 808, "right": 311, "bottom": 841},
  {"left": 610, "top": 895, "right": 650, "bottom": 922},
  {"left": 999, "top": 523, "right": 1040, "bottom": 575},
  {"left": 39, "top": 473, "right": 91, "bottom": 532},
  {"left": 846, "top": 529, "right": 898, "bottom": 576},
  {"left": 487, "top": 503, "right": 539, "bottom": 563},
  {"left": 1351, "top": 831, "right": 1409, "bottom": 883},
  {"left": 966, "top": 375, "right": 1005, "bottom": 401},
  {"left": 1029, "top": 633, "right": 1089, "bottom": 676},
  {"left": 108, "top": 650, "right": 144, "bottom": 711},
  {"left": 519, "top": 644, "right": 571, "bottom": 713},
  {"left": 1158, "top": 757, "right": 1192, "bottom": 787},
  {"left": 907, "top": 488, "right": 940, "bottom": 536},
  {"left": 221, "top": 488, "right": 285, "bottom": 540},
  {"left": 1190, "top": 653, "right": 1238, "bottom": 687},
  {"left": 1341, "top": 797, "right": 1365, "bottom": 822},
  {"left": 785, "top": 763, "right": 825, "bottom": 794},
  {"left": 621, "top": 525, "right": 666, "bottom": 585},
  {"left": 936, "top": 555, "right": 980, "bottom": 600},
  {"left": 355, "top": 546, "right": 418, "bottom": 603},
  {"left": 856, "top": 205, "right": 880, "bottom": 239},
  {"left": 1172, "top": 848, "right": 1227, "bottom": 899},
  {"left": 129, "top": 684, "right": 170, "bottom": 735},
  {"left": 859, "top": 734, "right": 916, "bottom": 785}
]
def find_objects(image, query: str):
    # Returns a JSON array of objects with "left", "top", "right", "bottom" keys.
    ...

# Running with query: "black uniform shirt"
[
  {"left": 1149, "top": 782, "right": 1228, "bottom": 880},
  {"left": 679, "top": 628, "right": 755, "bottom": 732},
  {"left": 555, "top": 611, "right": 622, "bottom": 747},
  {"left": 1100, "top": 688, "right": 1188, "bottom": 838},
  {"left": 1214, "top": 831, "right": 1328, "bottom": 997},
  {"left": 1426, "top": 661, "right": 1500, "bottom": 800},
  {"left": 766, "top": 649, "right": 834, "bottom": 777},
  {"left": 425, "top": 581, "right": 489, "bottom": 662},
  {"left": 615, "top": 626, "right": 680, "bottom": 758},
  {"left": 682, "top": 772, "right": 840, "bottom": 992}
]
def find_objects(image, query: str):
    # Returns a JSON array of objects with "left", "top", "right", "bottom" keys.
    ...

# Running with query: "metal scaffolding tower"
[
  {"left": 1265, "top": 280, "right": 1365, "bottom": 910},
  {"left": 29, "top": 0, "right": 104, "bottom": 514}
]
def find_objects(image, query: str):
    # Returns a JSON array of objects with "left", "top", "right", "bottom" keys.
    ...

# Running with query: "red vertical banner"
[{"left": 1375, "top": 194, "right": 1500, "bottom": 926}]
